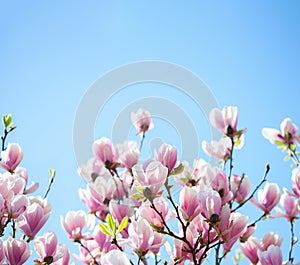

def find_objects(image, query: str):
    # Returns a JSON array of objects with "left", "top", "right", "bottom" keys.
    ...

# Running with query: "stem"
[
  {"left": 288, "top": 220, "right": 296, "bottom": 263},
  {"left": 1, "top": 127, "right": 16, "bottom": 152},
  {"left": 139, "top": 132, "right": 145, "bottom": 151},
  {"left": 232, "top": 164, "right": 270, "bottom": 212},
  {"left": 228, "top": 137, "right": 235, "bottom": 209},
  {"left": 247, "top": 213, "right": 267, "bottom": 228},
  {"left": 44, "top": 172, "right": 56, "bottom": 199},
  {"left": 288, "top": 147, "right": 300, "bottom": 167}
]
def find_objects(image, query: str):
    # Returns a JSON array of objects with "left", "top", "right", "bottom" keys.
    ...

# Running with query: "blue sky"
[{"left": 1, "top": 1, "right": 300, "bottom": 264}]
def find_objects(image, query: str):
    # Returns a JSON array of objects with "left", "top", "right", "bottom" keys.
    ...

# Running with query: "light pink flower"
[
  {"left": 53, "top": 244, "right": 70, "bottom": 265},
  {"left": 258, "top": 245, "right": 282, "bottom": 265},
  {"left": 93, "top": 226, "right": 117, "bottom": 253},
  {"left": 101, "top": 249, "right": 131, "bottom": 265},
  {"left": 209, "top": 106, "right": 238, "bottom": 135},
  {"left": 139, "top": 198, "right": 174, "bottom": 228},
  {"left": 198, "top": 188, "right": 222, "bottom": 223},
  {"left": 0, "top": 238, "right": 4, "bottom": 264},
  {"left": 34, "top": 232, "right": 64, "bottom": 263},
  {"left": 77, "top": 157, "right": 105, "bottom": 182},
  {"left": 240, "top": 237, "right": 260, "bottom": 264},
  {"left": 0, "top": 143, "right": 23, "bottom": 173},
  {"left": 15, "top": 168, "right": 39, "bottom": 194},
  {"left": 132, "top": 161, "right": 168, "bottom": 199},
  {"left": 16, "top": 196, "right": 51, "bottom": 239},
  {"left": 9, "top": 194, "right": 28, "bottom": 219},
  {"left": 202, "top": 137, "right": 231, "bottom": 160},
  {"left": 260, "top": 232, "right": 283, "bottom": 251},
  {"left": 131, "top": 109, "right": 154, "bottom": 135},
  {"left": 126, "top": 218, "right": 154, "bottom": 253},
  {"left": 262, "top": 118, "right": 300, "bottom": 146},
  {"left": 93, "top": 137, "right": 119, "bottom": 171},
  {"left": 250, "top": 182, "right": 281, "bottom": 213},
  {"left": 73, "top": 239, "right": 100, "bottom": 264},
  {"left": 291, "top": 168, "right": 300, "bottom": 198},
  {"left": 61, "top": 210, "right": 89, "bottom": 241},
  {"left": 240, "top": 225, "right": 256, "bottom": 242},
  {"left": 179, "top": 187, "right": 201, "bottom": 221},
  {"left": 3, "top": 237, "right": 30, "bottom": 265},
  {"left": 116, "top": 141, "right": 140, "bottom": 171},
  {"left": 230, "top": 174, "right": 251, "bottom": 204},
  {"left": 154, "top": 143, "right": 177, "bottom": 173},
  {"left": 271, "top": 190, "right": 300, "bottom": 221}
]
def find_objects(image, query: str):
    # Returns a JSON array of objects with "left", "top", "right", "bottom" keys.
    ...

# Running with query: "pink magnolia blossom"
[
  {"left": 154, "top": 143, "right": 177, "bottom": 173},
  {"left": 61, "top": 210, "right": 91, "bottom": 241},
  {"left": 0, "top": 238, "right": 4, "bottom": 264},
  {"left": 0, "top": 143, "right": 23, "bottom": 173},
  {"left": 250, "top": 182, "right": 281, "bottom": 213},
  {"left": 198, "top": 188, "right": 222, "bottom": 223},
  {"left": 240, "top": 225, "right": 256, "bottom": 242},
  {"left": 271, "top": 190, "right": 300, "bottom": 221},
  {"left": 262, "top": 118, "right": 300, "bottom": 146},
  {"left": 131, "top": 108, "right": 154, "bottom": 135},
  {"left": 77, "top": 157, "right": 105, "bottom": 182},
  {"left": 230, "top": 174, "right": 251, "bottom": 204},
  {"left": 126, "top": 218, "right": 155, "bottom": 254},
  {"left": 260, "top": 232, "right": 283, "bottom": 251},
  {"left": 15, "top": 167, "right": 39, "bottom": 194},
  {"left": 53, "top": 244, "right": 70, "bottom": 265},
  {"left": 139, "top": 198, "right": 174, "bottom": 228},
  {"left": 240, "top": 237, "right": 261, "bottom": 264},
  {"left": 73, "top": 239, "right": 100, "bottom": 264},
  {"left": 3, "top": 237, "right": 30, "bottom": 265},
  {"left": 209, "top": 106, "right": 238, "bottom": 135},
  {"left": 16, "top": 196, "right": 52, "bottom": 239},
  {"left": 93, "top": 137, "right": 120, "bottom": 171},
  {"left": 34, "top": 232, "right": 65, "bottom": 263},
  {"left": 116, "top": 141, "right": 140, "bottom": 171},
  {"left": 257, "top": 245, "right": 282, "bottom": 265},
  {"left": 202, "top": 137, "right": 231, "bottom": 160},
  {"left": 101, "top": 249, "right": 131, "bottom": 265},
  {"left": 132, "top": 161, "right": 168, "bottom": 199},
  {"left": 179, "top": 187, "right": 201, "bottom": 221},
  {"left": 291, "top": 168, "right": 300, "bottom": 198},
  {"left": 93, "top": 226, "right": 117, "bottom": 253},
  {"left": 9, "top": 194, "right": 28, "bottom": 219}
]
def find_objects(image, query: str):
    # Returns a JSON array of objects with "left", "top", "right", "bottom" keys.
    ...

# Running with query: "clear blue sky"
[{"left": 1, "top": 1, "right": 300, "bottom": 264}]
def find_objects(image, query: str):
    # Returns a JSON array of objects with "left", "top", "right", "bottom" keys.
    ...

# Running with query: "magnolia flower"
[
  {"left": 271, "top": 190, "right": 300, "bottom": 221},
  {"left": 257, "top": 245, "right": 282, "bottom": 265},
  {"left": 240, "top": 237, "right": 260, "bottom": 264},
  {"left": 230, "top": 174, "right": 251, "bottom": 204},
  {"left": 101, "top": 249, "right": 131, "bottom": 265},
  {"left": 131, "top": 108, "right": 154, "bottom": 135},
  {"left": 93, "top": 137, "right": 120, "bottom": 172},
  {"left": 179, "top": 187, "right": 201, "bottom": 221},
  {"left": 250, "top": 182, "right": 280, "bottom": 214},
  {"left": 3, "top": 237, "right": 30, "bottom": 265},
  {"left": 209, "top": 106, "right": 238, "bottom": 135},
  {"left": 262, "top": 118, "right": 300, "bottom": 146},
  {"left": 116, "top": 141, "right": 140, "bottom": 171},
  {"left": 202, "top": 137, "right": 232, "bottom": 160},
  {"left": 0, "top": 143, "right": 23, "bottom": 173},
  {"left": 291, "top": 168, "right": 300, "bottom": 198},
  {"left": 154, "top": 143, "right": 177, "bottom": 173}
]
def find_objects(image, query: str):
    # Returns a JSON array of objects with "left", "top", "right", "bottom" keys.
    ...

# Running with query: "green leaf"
[
  {"left": 3, "top": 114, "right": 12, "bottom": 128},
  {"left": 135, "top": 186, "right": 144, "bottom": 193},
  {"left": 130, "top": 192, "right": 143, "bottom": 199},
  {"left": 116, "top": 216, "right": 128, "bottom": 234},
  {"left": 49, "top": 168, "right": 56, "bottom": 178},
  {"left": 106, "top": 213, "right": 116, "bottom": 233},
  {"left": 99, "top": 223, "right": 112, "bottom": 236}
]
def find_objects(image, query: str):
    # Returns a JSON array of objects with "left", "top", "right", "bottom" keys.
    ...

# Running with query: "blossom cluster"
[
  {"left": 59, "top": 107, "right": 299, "bottom": 264},
  {"left": 0, "top": 115, "right": 70, "bottom": 265}
]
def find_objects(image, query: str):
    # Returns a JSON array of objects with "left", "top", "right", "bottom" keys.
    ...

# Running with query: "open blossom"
[
  {"left": 0, "top": 143, "right": 23, "bottom": 173},
  {"left": 257, "top": 245, "right": 282, "bottom": 265},
  {"left": 271, "top": 190, "right": 300, "bottom": 221},
  {"left": 131, "top": 108, "right": 154, "bottom": 135},
  {"left": 291, "top": 168, "right": 300, "bottom": 197},
  {"left": 250, "top": 182, "right": 280, "bottom": 213},
  {"left": 202, "top": 137, "right": 231, "bottom": 160},
  {"left": 260, "top": 232, "right": 283, "bottom": 251},
  {"left": 116, "top": 141, "right": 140, "bottom": 171},
  {"left": 240, "top": 237, "right": 261, "bottom": 264},
  {"left": 132, "top": 161, "right": 168, "bottom": 199},
  {"left": 230, "top": 174, "right": 251, "bottom": 204},
  {"left": 34, "top": 232, "right": 65, "bottom": 264},
  {"left": 16, "top": 196, "right": 52, "bottom": 239},
  {"left": 262, "top": 118, "right": 300, "bottom": 146},
  {"left": 93, "top": 137, "right": 120, "bottom": 171},
  {"left": 61, "top": 210, "right": 92, "bottom": 241},
  {"left": 3, "top": 237, "right": 30, "bottom": 265},
  {"left": 154, "top": 143, "right": 177, "bottom": 173},
  {"left": 15, "top": 167, "right": 39, "bottom": 194},
  {"left": 209, "top": 106, "right": 238, "bottom": 135},
  {"left": 101, "top": 249, "right": 131, "bottom": 265}
]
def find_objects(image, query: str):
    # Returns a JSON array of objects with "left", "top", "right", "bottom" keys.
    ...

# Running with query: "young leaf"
[
  {"left": 99, "top": 223, "right": 112, "bottom": 236},
  {"left": 106, "top": 214, "right": 116, "bottom": 233},
  {"left": 116, "top": 216, "right": 128, "bottom": 234}
]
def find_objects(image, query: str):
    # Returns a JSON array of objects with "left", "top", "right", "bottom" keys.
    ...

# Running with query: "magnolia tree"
[{"left": 0, "top": 107, "right": 299, "bottom": 265}]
